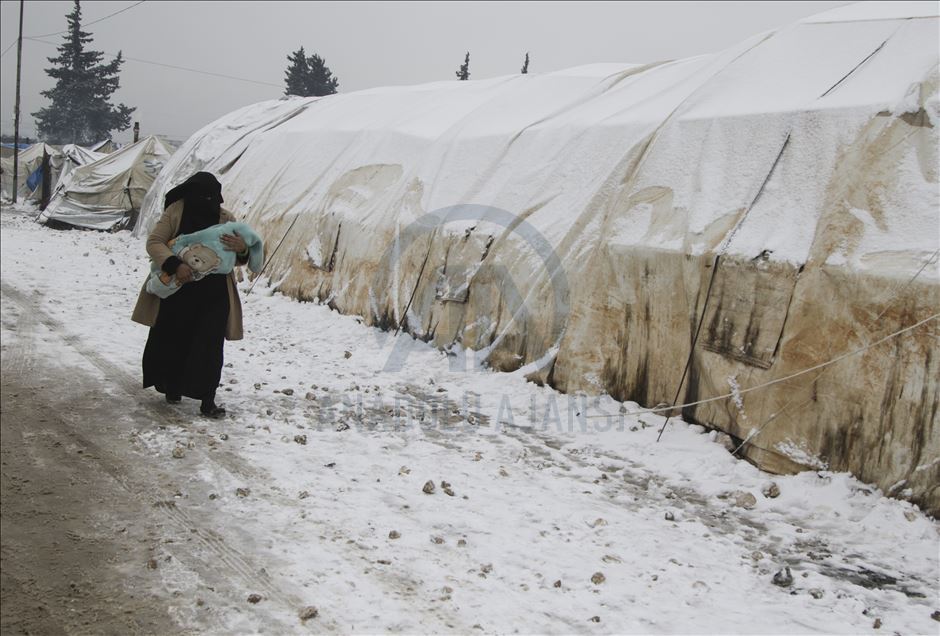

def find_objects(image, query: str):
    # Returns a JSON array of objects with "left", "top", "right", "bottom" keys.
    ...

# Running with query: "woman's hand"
[
  {"left": 176, "top": 263, "right": 194, "bottom": 283},
  {"left": 221, "top": 232, "right": 248, "bottom": 254}
]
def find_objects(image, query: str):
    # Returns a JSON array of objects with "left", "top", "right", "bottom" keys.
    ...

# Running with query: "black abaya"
[
  {"left": 142, "top": 175, "right": 230, "bottom": 402},
  {"left": 142, "top": 272, "right": 229, "bottom": 400}
]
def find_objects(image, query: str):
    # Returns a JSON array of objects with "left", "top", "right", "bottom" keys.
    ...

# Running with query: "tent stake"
[
  {"left": 656, "top": 253, "right": 721, "bottom": 443},
  {"left": 246, "top": 213, "right": 300, "bottom": 295}
]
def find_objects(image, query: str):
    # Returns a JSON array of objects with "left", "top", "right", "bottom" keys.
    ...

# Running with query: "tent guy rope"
[
  {"left": 728, "top": 247, "right": 940, "bottom": 456},
  {"left": 588, "top": 312, "right": 939, "bottom": 422}
]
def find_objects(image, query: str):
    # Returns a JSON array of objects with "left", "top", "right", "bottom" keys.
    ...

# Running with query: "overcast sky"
[{"left": 0, "top": 1, "right": 849, "bottom": 143}]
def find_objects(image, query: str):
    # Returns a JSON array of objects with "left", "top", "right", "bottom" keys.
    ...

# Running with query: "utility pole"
[
  {"left": 12, "top": 0, "right": 24, "bottom": 204},
  {"left": 39, "top": 148, "right": 51, "bottom": 210}
]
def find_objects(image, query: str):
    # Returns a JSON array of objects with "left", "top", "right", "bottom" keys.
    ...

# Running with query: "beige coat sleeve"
[{"left": 145, "top": 203, "right": 180, "bottom": 269}]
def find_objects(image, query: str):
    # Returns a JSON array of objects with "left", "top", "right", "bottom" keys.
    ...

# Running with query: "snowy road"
[{"left": 1, "top": 204, "right": 938, "bottom": 634}]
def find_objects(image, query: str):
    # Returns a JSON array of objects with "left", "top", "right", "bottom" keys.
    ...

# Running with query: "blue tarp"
[{"left": 26, "top": 166, "right": 42, "bottom": 191}]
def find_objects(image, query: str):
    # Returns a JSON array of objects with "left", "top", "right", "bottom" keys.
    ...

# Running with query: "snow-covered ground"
[{"left": 2, "top": 203, "right": 938, "bottom": 634}]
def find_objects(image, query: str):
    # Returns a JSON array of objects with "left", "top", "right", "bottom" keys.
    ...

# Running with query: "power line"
[
  {"left": 1, "top": 1, "right": 146, "bottom": 57},
  {"left": 120, "top": 53, "right": 282, "bottom": 89},
  {"left": 24, "top": 37, "right": 282, "bottom": 89},
  {"left": 26, "top": 1, "right": 147, "bottom": 39}
]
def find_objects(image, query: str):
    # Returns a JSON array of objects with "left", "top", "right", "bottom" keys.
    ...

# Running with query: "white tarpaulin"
[
  {"left": 58, "top": 143, "right": 107, "bottom": 184},
  {"left": 0, "top": 143, "right": 61, "bottom": 201},
  {"left": 133, "top": 97, "right": 314, "bottom": 236}
]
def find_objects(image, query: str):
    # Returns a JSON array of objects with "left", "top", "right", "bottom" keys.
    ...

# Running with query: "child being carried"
[{"left": 147, "top": 221, "right": 264, "bottom": 299}]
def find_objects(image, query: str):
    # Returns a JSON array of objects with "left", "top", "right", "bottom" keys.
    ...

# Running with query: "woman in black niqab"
[{"left": 142, "top": 172, "right": 230, "bottom": 417}]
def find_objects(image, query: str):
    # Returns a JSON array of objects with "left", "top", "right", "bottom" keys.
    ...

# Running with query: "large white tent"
[
  {"left": 41, "top": 135, "right": 172, "bottom": 230},
  {"left": 135, "top": 2, "right": 939, "bottom": 512}
]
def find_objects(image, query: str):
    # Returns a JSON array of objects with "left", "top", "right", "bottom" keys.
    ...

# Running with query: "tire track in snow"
[
  {"left": 1, "top": 282, "right": 315, "bottom": 632},
  {"left": 0, "top": 288, "right": 37, "bottom": 377},
  {"left": 1, "top": 280, "right": 470, "bottom": 633}
]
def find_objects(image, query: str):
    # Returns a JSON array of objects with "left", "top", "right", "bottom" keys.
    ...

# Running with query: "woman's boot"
[{"left": 200, "top": 391, "right": 226, "bottom": 418}]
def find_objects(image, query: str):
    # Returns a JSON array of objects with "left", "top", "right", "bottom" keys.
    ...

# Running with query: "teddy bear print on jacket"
[{"left": 146, "top": 221, "right": 264, "bottom": 299}]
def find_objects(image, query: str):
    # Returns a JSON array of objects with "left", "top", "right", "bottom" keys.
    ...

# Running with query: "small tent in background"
[
  {"left": 0, "top": 143, "right": 62, "bottom": 201},
  {"left": 39, "top": 135, "right": 172, "bottom": 230},
  {"left": 0, "top": 142, "right": 32, "bottom": 159}
]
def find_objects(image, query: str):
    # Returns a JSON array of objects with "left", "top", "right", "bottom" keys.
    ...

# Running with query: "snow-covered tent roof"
[
  {"left": 62, "top": 143, "right": 106, "bottom": 164},
  {"left": 135, "top": 2, "right": 939, "bottom": 512},
  {"left": 57, "top": 143, "right": 107, "bottom": 187},
  {"left": 89, "top": 139, "right": 118, "bottom": 154},
  {"left": 40, "top": 135, "right": 172, "bottom": 230},
  {"left": 134, "top": 98, "right": 314, "bottom": 229}
]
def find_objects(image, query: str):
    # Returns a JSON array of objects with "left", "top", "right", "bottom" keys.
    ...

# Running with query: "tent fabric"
[
  {"left": 89, "top": 139, "right": 118, "bottom": 154},
  {"left": 1, "top": 142, "right": 105, "bottom": 202},
  {"left": 135, "top": 2, "right": 939, "bottom": 512},
  {"left": 133, "top": 97, "right": 315, "bottom": 238},
  {"left": 40, "top": 136, "right": 172, "bottom": 230},
  {"left": 57, "top": 144, "right": 108, "bottom": 186},
  {"left": 0, "top": 143, "right": 62, "bottom": 201}
]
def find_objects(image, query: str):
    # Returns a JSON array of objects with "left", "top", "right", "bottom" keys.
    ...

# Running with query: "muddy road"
[
  {"left": 1, "top": 285, "right": 308, "bottom": 634},
  {"left": 1, "top": 364, "right": 183, "bottom": 634}
]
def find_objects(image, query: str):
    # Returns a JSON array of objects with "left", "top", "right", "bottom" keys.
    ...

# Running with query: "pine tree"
[
  {"left": 456, "top": 52, "right": 470, "bottom": 81},
  {"left": 304, "top": 53, "right": 339, "bottom": 96},
  {"left": 284, "top": 48, "right": 338, "bottom": 97},
  {"left": 284, "top": 47, "right": 310, "bottom": 96},
  {"left": 521, "top": 52, "right": 529, "bottom": 74},
  {"left": 32, "top": 0, "right": 134, "bottom": 145}
]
